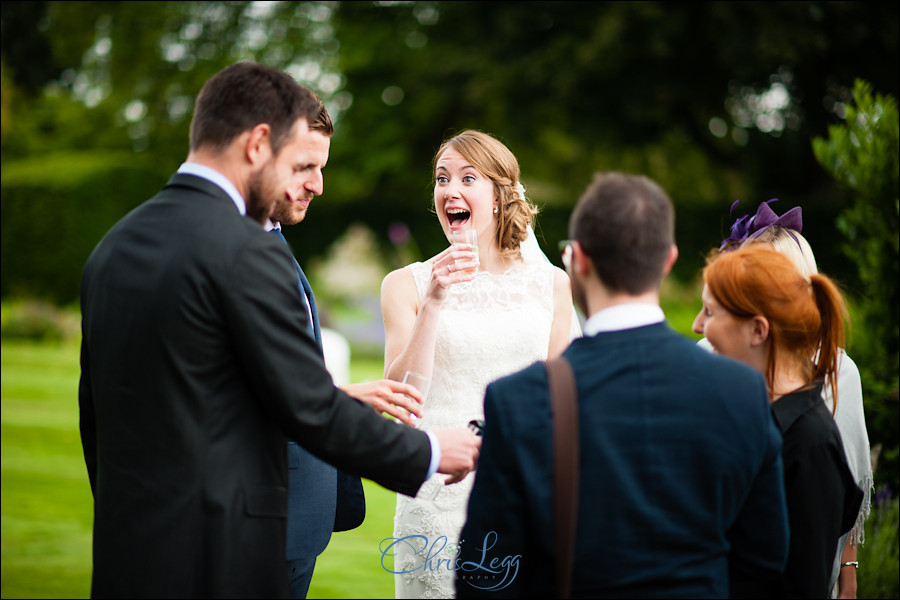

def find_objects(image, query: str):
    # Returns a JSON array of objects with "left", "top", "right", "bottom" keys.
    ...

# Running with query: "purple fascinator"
[{"left": 719, "top": 198, "right": 803, "bottom": 251}]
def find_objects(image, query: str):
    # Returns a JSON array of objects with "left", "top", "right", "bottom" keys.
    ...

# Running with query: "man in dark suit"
[
  {"left": 78, "top": 61, "right": 478, "bottom": 599},
  {"left": 263, "top": 108, "right": 424, "bottom": 597},
  {"left": 456, "top": 172, "right": 789, "bottom": 598}
]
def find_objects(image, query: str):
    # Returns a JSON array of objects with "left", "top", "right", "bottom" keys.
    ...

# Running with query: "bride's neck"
[{"left": 478, "top": 242, "right": 522, "bottom": 274}]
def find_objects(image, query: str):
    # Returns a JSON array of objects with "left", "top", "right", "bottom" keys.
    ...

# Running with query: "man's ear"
[
  {"left": 571, "top": 241, "right": 592, "bottom": 277},
  {"left": 749, "top": 315, "right": 770, "bottom": 347},
  {"left": 245, "top": 123, "right": 272, "bottom": 166},
  {"left": 661, "top": 245, "right": 679, "bottom": 276}
]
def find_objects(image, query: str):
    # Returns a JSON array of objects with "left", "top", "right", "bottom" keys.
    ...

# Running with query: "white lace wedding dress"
[{"left": 392, "top": 259, "right": 557, "bottom": 599}]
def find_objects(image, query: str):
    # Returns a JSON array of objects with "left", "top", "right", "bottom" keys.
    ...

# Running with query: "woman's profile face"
[
  {"left": 694, "top": 284, "right": 757, "bottom": 366},
  {"left": 434, "top": 146, "right": 497, "bottom": 242}
]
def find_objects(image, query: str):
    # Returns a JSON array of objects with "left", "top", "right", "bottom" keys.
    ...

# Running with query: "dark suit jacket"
[
  {"left": 79, "top": 173, "right": 430, "bottom": 598},
  {"left": 456, "top": 322, "right": 789, "bottom": 599}
]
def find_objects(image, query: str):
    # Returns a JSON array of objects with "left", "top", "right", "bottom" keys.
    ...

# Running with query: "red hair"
[{"left": 703, "top": 245, "right": 848, "bottom": 404}]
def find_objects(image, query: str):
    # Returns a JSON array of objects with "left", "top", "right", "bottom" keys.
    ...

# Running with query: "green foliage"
[
  {"left": 1, "top": 300, "right": 80, "bottom": 342},
  {"left": 812, "top": 80, "right": 900, "bottom": 493},
  {"left": 1, "top": 152, "right": 168, "bottom": 303},
  {"left": 3, "top": 1, "right": 897, "bottom": 288},
  {"left": 857, "top": 490, "right": 900, "bottom": 599}
]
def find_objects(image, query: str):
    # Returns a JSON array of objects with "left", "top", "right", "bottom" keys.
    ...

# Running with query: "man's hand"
[
  {"left": 433, "top": 427, "right": 481, "bottom": 485},
  {"left": 339, "top": 380, "right": 423, "bottom": 426}
]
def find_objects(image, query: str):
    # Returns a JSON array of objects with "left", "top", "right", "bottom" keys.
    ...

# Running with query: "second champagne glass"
[{"left": 402, "top": 371, "right": 430, "bottom": 425}]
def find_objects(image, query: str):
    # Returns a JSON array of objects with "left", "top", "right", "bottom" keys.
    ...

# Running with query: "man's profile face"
[
  {"left": 245, "top": 119, "right": 331, "bottom": 225},
  {"left": 271, "top": 121, "right": 331, "bottom": 226}
]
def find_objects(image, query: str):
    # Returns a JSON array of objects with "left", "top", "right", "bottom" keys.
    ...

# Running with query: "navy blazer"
[
  {"left": 79, "top": 174, "right": 429, "bottom": 598},
  {"left": 457, "top": 322, "right": 789, "bottom": 598},
  {"left": 270, "top": 229, "right": 366, "bottom": 560}
]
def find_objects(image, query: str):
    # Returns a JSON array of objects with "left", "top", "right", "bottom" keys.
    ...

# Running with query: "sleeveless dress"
[{"left": 392, "top": 259, "right": 556, "bottom": 599}]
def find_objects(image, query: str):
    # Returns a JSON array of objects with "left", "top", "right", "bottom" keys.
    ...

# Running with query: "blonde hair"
[
  {"left": 750, "top": 226, "right": 818, "bottom": 279},
  {"left": 433, "top": 130, "right": 538, "bottom": 257}
]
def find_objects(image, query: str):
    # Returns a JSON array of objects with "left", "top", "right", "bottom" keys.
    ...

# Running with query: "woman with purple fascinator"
[
  {"left": 694, "top": 199, "right": 873, "bottom": 599},
  {"left": 719, "top": 198, "right": 803, "bottom": 251}
]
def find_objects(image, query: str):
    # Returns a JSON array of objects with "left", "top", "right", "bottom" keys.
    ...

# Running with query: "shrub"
[
  {"left": 812, "top": 79, "right": 900, "bottom": 493},
  {"left": 0, "top": 299, "right": 80, "bottom": 342},
  {"left": 857, "top": 486, "right": 899, "bottom": 599},
  {"left": 1, "top": 151, "right": 168, "bottom": 304}
]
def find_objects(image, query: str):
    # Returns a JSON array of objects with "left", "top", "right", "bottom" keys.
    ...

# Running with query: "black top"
[{"left": 769, "top": 382, "right": 862, "bottom": 598}]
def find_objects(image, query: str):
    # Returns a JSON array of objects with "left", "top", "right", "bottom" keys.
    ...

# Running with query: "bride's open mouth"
[{"left": 447, "top": 208, "right": 470, "bottom": 229}]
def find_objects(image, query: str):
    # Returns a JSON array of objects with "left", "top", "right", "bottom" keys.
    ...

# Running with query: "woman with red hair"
[{"left": 693, "top": 244, "right": 862, "bottom": 597}]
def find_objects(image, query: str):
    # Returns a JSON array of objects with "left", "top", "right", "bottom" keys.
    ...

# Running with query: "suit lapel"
[
  {"left": 269, "top": 229, "right": 322, "bottom": 350},
  {"left": 295, "top": 260, "right": 323, "bottom": 348}
]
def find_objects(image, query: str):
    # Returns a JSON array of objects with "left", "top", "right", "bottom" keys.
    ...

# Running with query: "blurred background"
[{"left": 2, "top": 2, "right": 897, "bottom": 597}]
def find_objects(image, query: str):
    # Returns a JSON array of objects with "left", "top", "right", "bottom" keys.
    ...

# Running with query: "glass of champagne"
[
  {"left": 451, "top": 228, "right": 479, "bottom": 276},
  {"left": 428, "top": 419, "right": 484, "bottom": 509},
  {"left": 402, "top": 371, "right": 430, "bottom": 426}
]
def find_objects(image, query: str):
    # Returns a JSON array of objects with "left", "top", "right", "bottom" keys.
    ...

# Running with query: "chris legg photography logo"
[{"left": 380, "top": 531, "right": 521, "bottom": 591}]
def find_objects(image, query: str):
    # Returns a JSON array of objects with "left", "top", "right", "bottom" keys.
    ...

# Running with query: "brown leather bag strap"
[{"left": 546, "top": 357, "right": 579, "bottom": 599}]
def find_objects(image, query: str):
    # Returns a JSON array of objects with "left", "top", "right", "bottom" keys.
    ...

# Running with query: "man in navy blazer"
[
  {"left": 263, "top": 108, "right": 424, "bottom": 597},
  {"left": 79, "top": 62, "right": 478, "bottom": 598},
  {"left": 457, "top": 172, "right": 789, "bottom": 598}
]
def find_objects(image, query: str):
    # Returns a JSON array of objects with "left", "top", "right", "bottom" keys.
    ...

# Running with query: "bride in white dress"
[{"left": 381, "top": 130, "right": 577, "bottom": 599}]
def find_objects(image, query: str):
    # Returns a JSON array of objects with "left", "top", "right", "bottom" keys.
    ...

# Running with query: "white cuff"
[{"left": 424, "top": 431, "right": 441, "bottom": 479}]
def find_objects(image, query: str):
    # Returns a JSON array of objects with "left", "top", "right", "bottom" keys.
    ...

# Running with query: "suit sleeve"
[
  {"left": 456, "top": 382, "right": 528, "bottom": 599},
  {"left": 224, "top": 232, "right": 430, "bottom": 496},
  {"left": 78, "top": 329, "right": 98, "bottom": 495},
  {"left": 728, "top": 386, "right": 790, "bottom": 594}
]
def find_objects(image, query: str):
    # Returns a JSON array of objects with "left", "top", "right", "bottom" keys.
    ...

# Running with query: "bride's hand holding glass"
[{"left": 428, "top": 242, "right": 479, "bottom": 301}]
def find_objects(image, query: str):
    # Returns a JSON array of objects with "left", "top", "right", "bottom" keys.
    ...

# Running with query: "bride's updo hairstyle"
[
  {"left": 433, "top": 130, "right": 538, "bottom": 258},
  {"left": 703, "top": 244, "right": 848, "bottom": 403}
]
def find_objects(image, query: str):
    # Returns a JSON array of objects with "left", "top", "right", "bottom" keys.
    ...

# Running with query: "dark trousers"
[{"left": 287, "top": 556, "right": 317, "bottom": 599}]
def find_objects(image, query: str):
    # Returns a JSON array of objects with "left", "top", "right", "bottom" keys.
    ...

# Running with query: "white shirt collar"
[
  {"left": 176, "top": 162, "right": 246, "bottom": 216},
  {"left": 582, "top": 303, "right": 665, "bottom": 336},
  {"left": 264, "top": 220, "right": 281, "bottom": 233}
]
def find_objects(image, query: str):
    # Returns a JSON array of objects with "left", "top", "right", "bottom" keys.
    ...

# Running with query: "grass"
[
  {"left": 0, "top": 293, "right": 706, "bottom": 600},
  {"left": 6, "top": 296, "right": 894, "bottom": 599},
  {"left": 2, "top": 340, "right": 92, "bottom": 599},
  {"left": 0, "top": 342, "right": 400, "bottom": 599}
]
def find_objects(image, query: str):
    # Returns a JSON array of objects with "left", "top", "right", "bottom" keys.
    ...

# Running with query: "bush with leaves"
[
  {"left": 813, "top": 79, "right": 899, "bottom": 493},
  {"left": 857, "top": 486, "right": 899, "bottom": 599}
]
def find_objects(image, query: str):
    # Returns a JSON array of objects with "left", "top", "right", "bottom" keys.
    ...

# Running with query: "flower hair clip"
[{"left": 719, "top": 198, "right": 803, "bottom": 251}]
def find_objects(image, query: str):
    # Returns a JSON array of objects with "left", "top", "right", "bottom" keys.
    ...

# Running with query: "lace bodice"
[
  {"left": 408, "top": 259, "right": 555, "bottom": 430},
  {"left": 391, "top": 259, "right": 556, "bottom": 599}
]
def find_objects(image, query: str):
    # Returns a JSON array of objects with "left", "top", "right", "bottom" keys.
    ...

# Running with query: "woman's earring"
[{"left": 493, "top": 206, "right": 499, "bottom": 214}]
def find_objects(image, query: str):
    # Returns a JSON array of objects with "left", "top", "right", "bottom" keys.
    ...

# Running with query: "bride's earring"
[{"left": 493, "top": 205, "right": 499, "bottom": 214}]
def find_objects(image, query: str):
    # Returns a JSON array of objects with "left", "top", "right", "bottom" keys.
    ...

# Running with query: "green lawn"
[
  {"left": 2, "top": 341, "right": 93, "bottom": 599},
  {"left": 0, "top": 342, "right": 400, "bottom": 599},
  {"left": 2, "top": 297, "right": 896, "bottom": 599},
  {"left": 0, "top": 296, "right": 704, "bottom": 600}
]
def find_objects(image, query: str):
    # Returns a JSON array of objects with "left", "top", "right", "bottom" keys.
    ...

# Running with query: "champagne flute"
[
  {"left": 402, "top": 371, "right": 430, "bottom": 425},
  {"left": 428, "top": 419, "right": 485, "bottom": 508},
  {"left": 451, "top": 228, "right": 479, "bottom": 276}
]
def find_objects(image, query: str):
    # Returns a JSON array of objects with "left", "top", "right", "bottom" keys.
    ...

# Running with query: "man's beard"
[
  {"left": 246, "top": 163, "right": 276, "bottom": 224},
  {"left": 272, "top": 197, "right": 308, "bottom": 226},
  {"left": 570, "top": 272, "right": 588, "bottom": 319}
]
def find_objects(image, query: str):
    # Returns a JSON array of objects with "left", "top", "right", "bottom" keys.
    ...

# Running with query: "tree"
[
  {"left": 2, "top": 1, "right": 898, "bottom": 298},
  {"left": 813, "top": 79, "right": 899, "bottom": 491}
]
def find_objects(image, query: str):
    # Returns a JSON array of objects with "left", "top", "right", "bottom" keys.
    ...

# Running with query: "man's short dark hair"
[
  {"left": 189, "top": 62, "right": 333, "bottom": 155},
  {"left": 569, "top": 172, "right": 675, "bottom": 295}
]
